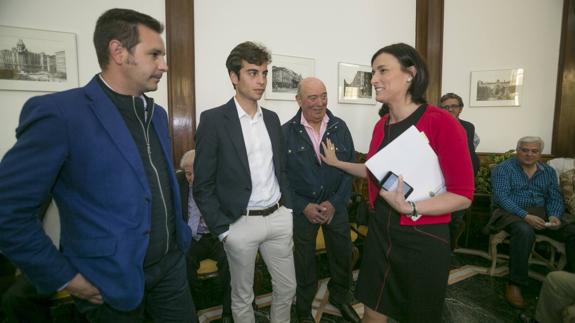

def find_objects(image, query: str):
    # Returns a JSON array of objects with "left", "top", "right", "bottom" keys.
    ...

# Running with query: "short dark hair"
[
  {"left": 225, "top": 41, "right": 271, "bottom": 78},
  {"left": 371, "top": 43, "right": 429, "bottom": 106},
  {"left": 440, "top": 92, "right": 464, "bottom": 108},
  {"left": 93, "top": 8, "right": 163, "bottom": 69}
]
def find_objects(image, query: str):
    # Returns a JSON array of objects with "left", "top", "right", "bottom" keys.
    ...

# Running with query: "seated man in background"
[
  {"left": 440, "top": 93, "right": 480, "bottom": 249},
  {"left": 560, "top": 168, "right": 575, "bottom": 215},
  {"left": 535, "top": 270, "right": 575, "bottom": 323},
  {"left": 486, "top": 136, "right": 575, "bottom": 308},
  {"left": 519, "top": 270, "right": 575, "bottom": 323},
  {"left": 178, "top": 150, "right": 233, "bottom": 323}
]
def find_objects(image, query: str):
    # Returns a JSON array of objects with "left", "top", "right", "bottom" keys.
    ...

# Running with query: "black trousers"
[
  {"left": 186, "top": 233, "right": 231, "bottom": 316},
  {"left": 293, "top": 208, "right": 353, "bottom": 317},
  {"left": 504, "top": 213, "right": 575, "bottom": 286},
  {"left": 1, "top": 275, "right": 52, "bottom": 323},
  {"left": 75, "top": 248, "right": 196, "bottom": 323}
]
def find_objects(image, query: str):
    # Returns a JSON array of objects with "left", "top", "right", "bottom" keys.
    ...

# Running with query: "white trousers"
[{"left": 223, "top": 206, "right": 296, "bottom": 323}]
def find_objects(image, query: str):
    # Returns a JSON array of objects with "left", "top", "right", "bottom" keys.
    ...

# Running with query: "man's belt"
[{"left": 244, "top": 202, "right": 282, "bottom": 216}]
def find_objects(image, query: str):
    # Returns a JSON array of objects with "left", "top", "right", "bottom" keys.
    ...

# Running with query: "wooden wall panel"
[
  {"left": 416, "top": 0, "right": 444, "bottom": 106},
  {"left": 165, "top": 0, "right": 195, "bottom": 168},
  {"left": 552, "top": 0, "right": 575, "bottom": 156}
]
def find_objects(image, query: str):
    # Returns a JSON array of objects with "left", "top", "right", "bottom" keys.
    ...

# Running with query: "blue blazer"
[{"left": 0, "top": 76, "right": 192, "bottom": 311}]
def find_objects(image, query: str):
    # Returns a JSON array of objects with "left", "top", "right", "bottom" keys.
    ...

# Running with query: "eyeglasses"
[{"left": 440, "top": 104, "right": 462, "bottom": 111}]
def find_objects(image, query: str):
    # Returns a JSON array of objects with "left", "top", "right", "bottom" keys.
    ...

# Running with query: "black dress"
[{"left": 355, "top": 105, "right": 451, "bottom": 323}]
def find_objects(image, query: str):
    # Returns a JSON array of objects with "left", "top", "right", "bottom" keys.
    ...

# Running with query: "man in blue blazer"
[
  {"left": 193, "top": 41, "right": 296, "bottom": 323},
  {"left": 0, "top": 8, "right": 194, "bottom": 322}
]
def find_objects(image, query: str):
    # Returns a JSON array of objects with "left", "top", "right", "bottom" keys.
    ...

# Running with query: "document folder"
[{"left": 365, "top": 126, "right": 446, "bottom": 205}]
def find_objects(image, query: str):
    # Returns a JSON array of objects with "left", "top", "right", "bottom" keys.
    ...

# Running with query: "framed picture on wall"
[
  {"left": 265, "top": 54, "right": 314, "bottom": 101},
  {"left": 469, "top": 68, "right": 524, "bottom": 107},
  {"left": 338, "top": 62, "right": 375, "bottom": 104},
  {"left": 0, "top": 25, "right": 79, "bottom": 92}
]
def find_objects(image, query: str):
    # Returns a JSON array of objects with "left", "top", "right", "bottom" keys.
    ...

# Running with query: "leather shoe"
[
  {"left": 505, "top": 283, "right": 525, "bottom": 308},
  {"left": 221, "top": 314, "right": 233, "bottom": 323},
  {"left": 331, "top": 301, "right": 360, "bottom": 323}
]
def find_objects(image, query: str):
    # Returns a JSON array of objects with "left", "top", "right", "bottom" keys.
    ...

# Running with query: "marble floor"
[{"left": 195, "top": 252, "right": 546, "bottom": 322}]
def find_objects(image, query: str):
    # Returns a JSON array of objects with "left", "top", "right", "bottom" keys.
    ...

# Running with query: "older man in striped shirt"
[{"left": 488, "top": 136, "right": 575, "bottom": 309}]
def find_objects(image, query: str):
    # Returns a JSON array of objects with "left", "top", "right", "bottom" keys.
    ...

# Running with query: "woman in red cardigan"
[{"left": 321, "top": 43, "right": 474, "bottom": 323}]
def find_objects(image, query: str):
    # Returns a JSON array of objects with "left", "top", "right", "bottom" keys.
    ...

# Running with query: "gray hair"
[
  {"left": 179, "top": 149, "right": 196, "bottom": 169},
  {"left": 516, "top": 136, "right": 544, "bottom": 151}
]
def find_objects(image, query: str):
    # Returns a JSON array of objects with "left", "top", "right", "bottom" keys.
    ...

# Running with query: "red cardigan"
[{"left": 366, "top": 105, "right": 475, "bottom": 225}]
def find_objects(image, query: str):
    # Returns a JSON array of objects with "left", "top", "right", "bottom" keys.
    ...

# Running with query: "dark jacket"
[
  {"left": 282, "top": 109, "right": 355, "bottom": 216},
  {"left": 459, "top": 119, "right": 480, "bottom": 176}
]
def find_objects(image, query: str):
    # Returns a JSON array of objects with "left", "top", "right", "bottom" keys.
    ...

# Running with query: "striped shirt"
[{"left": 491, "top": 157, "right": 564, "bottom": 218}]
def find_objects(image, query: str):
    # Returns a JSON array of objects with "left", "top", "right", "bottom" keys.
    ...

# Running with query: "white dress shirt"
[{"left": 234, "top": 97, "right": 281, "bottom": 209}]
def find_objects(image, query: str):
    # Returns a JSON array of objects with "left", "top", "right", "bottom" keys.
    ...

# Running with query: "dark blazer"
[
  {"left": 459, "top": 119, "right": 480, "bottom": 176},
  {"left": 0, "top": 77, "right": 192, "bottom": 311},
  {"left": 193, "top": 98, "right": 293, "bottom": 236}
]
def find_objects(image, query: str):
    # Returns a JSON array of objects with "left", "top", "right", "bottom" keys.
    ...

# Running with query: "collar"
[
  {"left": 512, "top": 157, "right": 543, "bottom": 172},
  {"left": 300, "top": 111, "right": 329, "bottom": 129},
  {"left": 290, "top": 108, "right": 335, "bottom": 126},
  {"left": 234, "top": 97, "right": 262, "bottom": 120},
  {"left": 98, "top": 74, "right": 148, "bottom": 107}
]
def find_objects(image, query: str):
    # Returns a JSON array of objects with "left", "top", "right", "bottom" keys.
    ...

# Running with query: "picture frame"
[
  {"left": 338, "top": 62, "right": 375, "bottom": 105},
  {"left": 265, "top": 54, "right": 314, "bottom": 101},
  {"left": 469, "top": 68, "right": 524, "bottom": 107},
  {"left": 0, "top": 25, "right": 79, "bottom": 92}
]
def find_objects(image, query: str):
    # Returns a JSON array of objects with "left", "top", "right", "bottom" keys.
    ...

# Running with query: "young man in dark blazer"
[
  {"left": 0, "top": 9, "right": 194, "bottom": 322},
  {"left": 193, "top": 41, "right": 295, "bottom": 323}
]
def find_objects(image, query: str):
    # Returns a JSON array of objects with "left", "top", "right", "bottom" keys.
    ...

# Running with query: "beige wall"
[{"left": 442, "top": 0, "right": 563, "bottom": 154}]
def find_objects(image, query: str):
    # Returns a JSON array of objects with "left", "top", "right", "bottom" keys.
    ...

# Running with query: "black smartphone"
[{"left": 380, "top": 171, "right": 414, "bottom": 198}]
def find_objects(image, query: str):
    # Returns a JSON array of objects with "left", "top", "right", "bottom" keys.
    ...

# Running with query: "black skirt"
[{"left": 355, "top": 198, "right": 450, "bottom": 323}]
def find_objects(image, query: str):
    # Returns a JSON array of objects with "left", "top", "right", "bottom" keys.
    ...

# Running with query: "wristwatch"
[{"left": 408, "top": 201, "right": 419, "bottom": 220}]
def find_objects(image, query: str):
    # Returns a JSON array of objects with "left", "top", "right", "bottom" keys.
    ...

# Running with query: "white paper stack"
[{"left": 365, "top": 125, "right": 446, "bottom": 203}]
